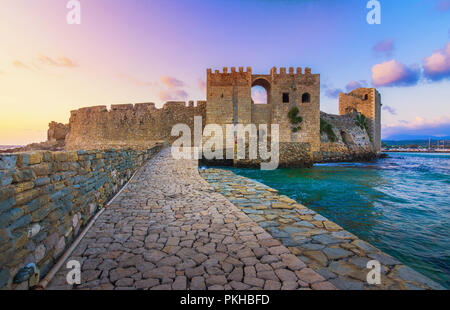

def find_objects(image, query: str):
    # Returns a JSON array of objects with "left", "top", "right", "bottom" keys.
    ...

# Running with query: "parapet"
[
  {"left": 207, "top": 66, "right": 252, "bottom": 76},
  {"left": 270, "top": 66, "right": 314, "bottom": 77}
]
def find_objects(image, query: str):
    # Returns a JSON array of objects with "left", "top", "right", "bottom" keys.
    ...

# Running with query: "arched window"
[
  {"left": 364, "top": 94, "right": 369, "bottom": 100},
  {"left": 302, "top": 93, "right": 311, "bottom": 103}
]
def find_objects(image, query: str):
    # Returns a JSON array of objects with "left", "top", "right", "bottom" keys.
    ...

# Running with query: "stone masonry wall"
[
  {"left": 0, "top": 143, "right": 163, "bottom": 289},
  {"left": 66, "top": 101, "right": 206, "bottom": 151}
]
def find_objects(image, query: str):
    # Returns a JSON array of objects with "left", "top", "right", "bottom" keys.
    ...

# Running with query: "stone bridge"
[{"left": 46, "top": 148, "right": 443, "bottom": 290}]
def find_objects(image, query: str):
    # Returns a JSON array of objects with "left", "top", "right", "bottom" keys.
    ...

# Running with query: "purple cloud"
[
  {"left": 371, "top": 60, "right": 420, "bottom": 87},
  {"left": 158, "top": 89, "right": 188, "bottom": 101},
  {"left": 423, "top": 42, "right": 450, "bottom": 81},
  {"left": 198, "top": 79, "right": 206, "bottom": 92},
  {"left": 345, "top": 80, "right": 368, "bottom": 92},
  {"left": 373, "top": 39, "right": 395, "bottom": 57},
  {"left": 160, "top": 76, "right": 185, "bottom": 88},
  {"left": 382, "top": 105, "right": 397, "bottom": 115},
  {"left": 437, "top": 0, "right": 450, "bottom": 11},
  {"left": 382, "top": 116, "right": 450, "bottom": 140}
]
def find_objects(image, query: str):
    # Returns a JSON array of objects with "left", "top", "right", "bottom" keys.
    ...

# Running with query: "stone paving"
[
  {"left": 200, "top": 169, "right": 445, "bottom": 290},
  {"left": 46, "top": 149, "right": 335, "bottom": 290}
]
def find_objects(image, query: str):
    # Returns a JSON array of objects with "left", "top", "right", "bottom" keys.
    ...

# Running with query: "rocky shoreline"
[{"left": 200, "top": 168, "right": 444, "bottom": 290}]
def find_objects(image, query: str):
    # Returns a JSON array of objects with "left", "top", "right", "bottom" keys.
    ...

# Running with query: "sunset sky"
[{"left": 1, "top": 0, "right": 450, "bottom": 144}]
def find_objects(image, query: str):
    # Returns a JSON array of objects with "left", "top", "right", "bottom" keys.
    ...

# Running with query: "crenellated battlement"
[
  {"left": 269, "top": 66, "right": 314, "bottom": 76},
  {"left": 70, "top": 101, "right": 206, "bottom": 118}
]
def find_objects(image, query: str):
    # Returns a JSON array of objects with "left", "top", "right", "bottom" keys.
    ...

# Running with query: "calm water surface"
[{"left": 228, "top": 153, "right": 450, "bottom": 288}]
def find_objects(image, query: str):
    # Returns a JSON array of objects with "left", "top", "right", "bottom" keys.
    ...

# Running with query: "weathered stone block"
[
  {"left": 15, "top": 181, "right": 35, "bottom": 194},
  {"left": 0, "top": 208, "right": 24, "bottom": 228},
  {"left": 15, "top": 189, "right": 40, "bottom": 206},
  {"left": 31, "top": 162, "right": 52, "bottom": 176},
  {"left": 8, "top": 214, "right": 31, "bottom": 231},
  {"left": 0, "top": 170, "right": 13, "bottom": 186},
  {"left": 12, "top": 169, "right": 34, "bottom": 183},
  {"left": 0, "top": 197, "right": 15, "bottom": 214},
  {"left": 0, "top": 155, "right": 17, "bottom": 170}
]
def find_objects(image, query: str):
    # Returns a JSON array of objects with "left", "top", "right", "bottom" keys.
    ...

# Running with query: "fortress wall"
[
  {"left": 318, "top": 112, "right": 376, "bottom": 162},
  {"left": 0, "top": 143, "right": 163, "bottom": 289},
  {"left": 66, "top": 101, "right": 206, "bottom": 151}
]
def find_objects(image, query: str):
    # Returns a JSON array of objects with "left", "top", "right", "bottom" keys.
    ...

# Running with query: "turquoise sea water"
[{"left": 228, "top": 153, "right": 450, "bottom": 288}]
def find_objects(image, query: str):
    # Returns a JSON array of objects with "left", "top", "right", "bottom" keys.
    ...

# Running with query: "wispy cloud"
[
  {"left": 373, "top": 39, "right": 395, "bottom": 57},
  {"left": 13, "top": 60, "right": 32, "bottom": 70},
  {"left": 198, "top": 79, "right": 206, "bottom": 92},
  {"left": 371, "top": 60, "right": 420, "bottom": 87},
  {"left": 423, "top": 42, "right": 450, "bottom": 81},
  {"left": 345, "top": 80, "right": 368, "bottom": 92},
  {"left": 158, "top": 89, "right": 189, "bottom": 101},
  {"left": 322, "top": 83, "right": 343, "bottom": 98},
  {"left": 117, "top": 73, "right": 156, "bottom": 87},
  {"left": 436, "top": 0, "right": 450, "bottom": 12},
  {"left": 382, "top": 105, "right": 397, "bottom": 115},
  {"left": 160, "top": 76, "right": 185, "bottom": 88},
  {"left": 38, "top": 55, "right": 77, "bottom": 68},
  {"left": 383, "top": 116, "right": 450, "bottom": 139}
]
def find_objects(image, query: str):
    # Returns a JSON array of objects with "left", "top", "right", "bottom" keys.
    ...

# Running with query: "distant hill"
[{"left": 382, "top": 139, "right": 449, "bottom": 148}]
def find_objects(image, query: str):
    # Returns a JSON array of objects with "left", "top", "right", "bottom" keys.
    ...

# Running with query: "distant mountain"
[{"left": 382, "top": 135, "right": 450, "bottom": 141}]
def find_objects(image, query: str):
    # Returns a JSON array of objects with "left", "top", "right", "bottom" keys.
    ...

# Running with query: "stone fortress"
[
  {"left": 2, "top": 67, "right": 445, "bottom": 291},
  {"left": 65, "top": 66, "right": 382, "bottom": 167}
]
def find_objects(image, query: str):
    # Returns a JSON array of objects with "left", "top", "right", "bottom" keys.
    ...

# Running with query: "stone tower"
[
  {"left": 339, "top": 88, "right": 382, "bottom": 153},
  {"left": 206, "top": 66, "right": 321, "bottom": 154}
]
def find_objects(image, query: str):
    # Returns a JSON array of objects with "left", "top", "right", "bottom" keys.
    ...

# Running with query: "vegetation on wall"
[
  {"left": 355, "top": 113, "right": 369, "bottom": 132},
  {"left": 320, "top": 118, "right": 338, "bottom": 142},
  {"left": 288, "top": 107, "right": 303, "bottom": 133}
]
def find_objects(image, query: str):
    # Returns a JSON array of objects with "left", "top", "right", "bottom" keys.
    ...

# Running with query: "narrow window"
[
  {"left": 302, "top": 93, "right": 311, "bottom": 103},
  {"left": 364, "top": 94, "right": 369, "bottom": 100},
  {"left": 282, "top": 93, "right": 289, "bottom": 103}
]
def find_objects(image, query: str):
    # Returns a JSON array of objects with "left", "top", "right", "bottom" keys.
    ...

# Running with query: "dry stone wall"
[{"left": 0, "top": 143, "right": 163, "bottom": 289}]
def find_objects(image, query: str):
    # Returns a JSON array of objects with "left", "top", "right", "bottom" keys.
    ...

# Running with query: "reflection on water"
[{"left": 229, "top": 152, "right": 450, "bottom": 288}]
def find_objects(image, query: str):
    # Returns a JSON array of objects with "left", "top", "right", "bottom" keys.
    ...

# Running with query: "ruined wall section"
[
  {"left": 66, "top": 101, "right": 206, "bottom": 151},
  {"left": 339, "top": 88, "right": 381, "bottom": 153},
  {"left": 319, "top": 112, "right": 376, "bottom": 162}
]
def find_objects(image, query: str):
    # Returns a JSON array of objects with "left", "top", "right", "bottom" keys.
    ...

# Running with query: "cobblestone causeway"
[
  {"left": 200, "top": 169, "right": 444, "bottom": 290},
  {"left": 47, "top": 149, "right": 335, "bottom": 290}
]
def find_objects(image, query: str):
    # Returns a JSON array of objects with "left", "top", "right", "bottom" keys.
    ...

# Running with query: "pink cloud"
[
  {"left": 13, "top": 60, "right": 32, "bottom": 70},
  {"left": 160, "top": 76, "right": 185, "bottom": 88},
  {"left": 382, "top": 116, "right": 450, "bottom": 139},
  {"left": 371, "top": 60, "right": 420, "bottom": 87},
  {"left": 345, "top": 80, "right": 368, "bottom": 92},
  {"left": 373, "top": 39, "right": 395, "bottom": 57},
  {"left": 158, "top": 89, "right": 188, "bottom": 101},
  {"left": 423, "top": 42, "right": 450, "bottom": 81},
  {"left": 198, "top": 79, "right": 206, "bottom": 93},
  {"left": 117, "top": 73, "right": 156, "bottom": 87},
  {"left": 437, "top": 0, "right": 450, "bottom": 11},
  {"left": 38, "top": 55, "right": 77, "bottom": 68}
]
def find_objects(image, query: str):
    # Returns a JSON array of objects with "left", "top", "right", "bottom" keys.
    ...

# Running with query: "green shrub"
[
  {"left": 320, "top": 118, "right": 338, "bottom": 142},
  {"left": 288, "top": 107, "right": 303, "bottom": 132}
]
